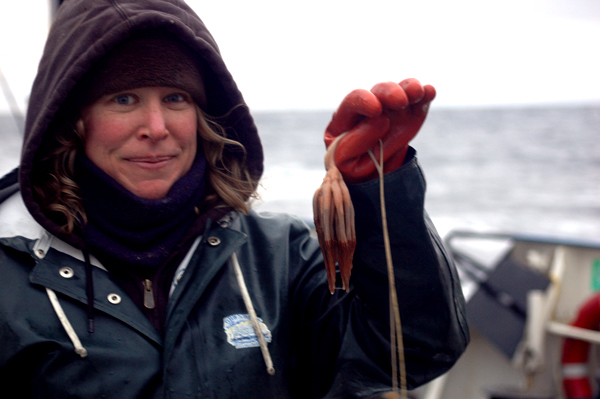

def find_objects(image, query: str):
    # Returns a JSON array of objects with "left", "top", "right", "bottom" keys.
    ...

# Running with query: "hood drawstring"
[
  {"left": 230, "top": 252, "right": 275, "bottom": 376},
  {"left": 44, "top": 247, "right": 94, "bottom": 358},
  {"left": 83, "top": 248, "right": 95, "bottom": 334},
  {"left": 46, "top": 288, "right": 88, "bottom": 358},
  {"left": 36, "top": 232, "right": 88, "bottom": 357}
]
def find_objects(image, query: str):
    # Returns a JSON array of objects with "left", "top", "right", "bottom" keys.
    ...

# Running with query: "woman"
[{"left": 0, "top": 0, "right": 468, "bottom": 398}]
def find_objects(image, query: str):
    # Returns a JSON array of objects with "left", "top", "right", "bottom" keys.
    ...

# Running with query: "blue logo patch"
[{"left": 223, "top": 314, "right": 272, "bottom": 349}]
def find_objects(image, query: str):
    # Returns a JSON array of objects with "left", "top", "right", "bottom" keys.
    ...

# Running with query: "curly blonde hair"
[{"left": 32, "top": 106, "right": 259, "bottom": 234}]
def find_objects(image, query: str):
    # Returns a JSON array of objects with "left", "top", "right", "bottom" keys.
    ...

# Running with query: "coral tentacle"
[{"left": 313, "top": 133, "right": 356, "bottom": 294}]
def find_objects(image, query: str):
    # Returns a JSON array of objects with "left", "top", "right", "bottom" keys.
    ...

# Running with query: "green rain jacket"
[{"left": 0, "top": 0, "right": 469, "bottom": 398}]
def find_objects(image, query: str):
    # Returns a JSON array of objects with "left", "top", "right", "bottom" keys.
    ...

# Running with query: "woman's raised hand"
[{"left": 324, "top": 79, "right": 436, "bottom": 183}]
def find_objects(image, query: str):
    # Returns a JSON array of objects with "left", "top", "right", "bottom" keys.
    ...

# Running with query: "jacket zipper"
[{"left": 143, "top": 279, "right": 156, "bottom": 309}]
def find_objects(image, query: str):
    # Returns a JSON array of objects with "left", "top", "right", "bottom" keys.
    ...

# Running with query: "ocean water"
[
  {"left": 254, "top": 105, "right": 600, "bottom": 242},
  {"left": 2, "top": 105, "right": 599, "bottom": 242}
]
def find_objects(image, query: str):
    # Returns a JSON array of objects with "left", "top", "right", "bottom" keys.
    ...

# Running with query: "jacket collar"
[{"left": 0, "top": 191, "right": 104, "bottom": 269}]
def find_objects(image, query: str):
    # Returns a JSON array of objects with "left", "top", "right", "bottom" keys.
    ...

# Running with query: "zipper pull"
[{"left": 143, "top": 279, "right": 155, "bottom": 309}]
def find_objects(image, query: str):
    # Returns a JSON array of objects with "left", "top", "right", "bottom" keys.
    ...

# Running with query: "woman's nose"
[{"left": 138, "top": 102, "right": 169, "bottom": 140}]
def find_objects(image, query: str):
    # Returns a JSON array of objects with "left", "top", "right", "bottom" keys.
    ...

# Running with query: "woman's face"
[{"left": 82, "top": 86, "right": 198, "bottom": 200}]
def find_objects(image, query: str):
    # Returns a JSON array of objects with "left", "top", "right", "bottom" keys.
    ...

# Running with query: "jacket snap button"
[
  {"left": 107, "top": 294, "right": 122, "bottom": 304},
  {"left": 59, "top": 267, "right": 74, "bottom": 278},
  {"left": 207, "top": 237, "right": 221, "bottom": 246}
]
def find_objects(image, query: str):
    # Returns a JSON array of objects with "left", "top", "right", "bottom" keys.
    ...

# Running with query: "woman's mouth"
[{"left": 126, "top": 155, "right": 175, "bottom": 168}]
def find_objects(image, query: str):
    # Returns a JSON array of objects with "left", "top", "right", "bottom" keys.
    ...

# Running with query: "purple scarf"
[{"left": 76, "top": 151, "right": 206, "bottom": 270}]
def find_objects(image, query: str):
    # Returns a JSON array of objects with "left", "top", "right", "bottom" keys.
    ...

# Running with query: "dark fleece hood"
[{"left": 19, "top": 0, "right": 263, "bottom": 245}]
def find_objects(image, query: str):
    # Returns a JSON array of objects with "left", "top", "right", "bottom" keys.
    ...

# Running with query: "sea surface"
[{"left": 2, "top": 105, "right": 599, "bottom": 242}]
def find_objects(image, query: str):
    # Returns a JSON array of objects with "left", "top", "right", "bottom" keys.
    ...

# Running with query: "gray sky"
[{"left": 1, "top": 0, "right": 600, "bottom": 113}]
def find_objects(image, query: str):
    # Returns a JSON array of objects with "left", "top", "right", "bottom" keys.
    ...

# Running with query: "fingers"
[
  {"left": 399, "top": 78, "right": 438, "bottom": 104},
  {"left": 370, "top": 82, "right": 409, "bottom": 110},
  {"left": 326, "top": 80, "right": 436, "bottom": 147},
  {"left": 398, "top": 79, "right": 436, "bottom": 117},
  {"left": 422, "top": 83, "right": 436, "bottom": 103},
  {"left": 419, "top": 84, "right": 436, "bottom": 116},
  {"left": 399, "top": 78, "right": 425, "bottom": 103},
  {"left": 324, "top": 79, "right": 435, "bottom": 183},
  {"left": 371, "top": 79, "right": 436, "bottom": 110},
  {"left": 334, "top": 115, "right": 390, "bottom": 161},
  {"left": 325, "top": 89, "right": 383, "bottom": 146}
]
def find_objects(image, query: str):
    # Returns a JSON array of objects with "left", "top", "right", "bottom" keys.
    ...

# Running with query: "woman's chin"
[{"left": 124, "top": 181, "right": 172, "bottom": 200}]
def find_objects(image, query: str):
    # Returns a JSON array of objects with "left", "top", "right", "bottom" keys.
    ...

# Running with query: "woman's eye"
[
  {"left": 165, "top": 93, "right": 186, "bottom": 103},
  {"left": 114, "top": 94, "right": 135, "bottom": 105}
]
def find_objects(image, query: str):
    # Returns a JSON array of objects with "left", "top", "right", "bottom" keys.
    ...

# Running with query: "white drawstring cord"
[
  {"left": 46, "top": 288, "right": 88, "bottom": 358},
  {"left": 368, "top": 142, "right": 407, "bottom": 399},
  {"left": 230, "top": 253, "right": 275, "bottom": 375}
]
